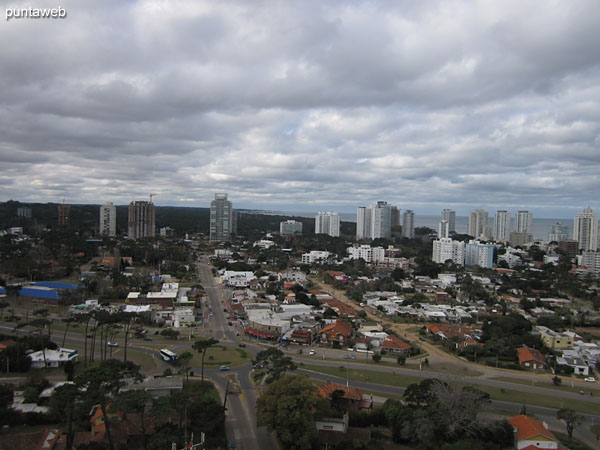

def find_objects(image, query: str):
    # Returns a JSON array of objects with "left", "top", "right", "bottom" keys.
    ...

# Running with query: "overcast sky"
[{"left": 1, "top": 1, "right": 599, "bottom": 218}]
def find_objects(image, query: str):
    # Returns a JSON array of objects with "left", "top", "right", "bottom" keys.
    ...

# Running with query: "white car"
[
  {"left": 308, "top": 349, "right": 316, "bottom": 355},
  {"left": 107, "top": 342, "right": 118, "bottom": 347},
  {"left": 584, "top": 377, "right": 596, "bottom": 382}
]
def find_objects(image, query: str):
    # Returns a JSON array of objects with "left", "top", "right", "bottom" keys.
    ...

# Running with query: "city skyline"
[{"left": 1, "top": 1, "right": 600, "bottom": 217}]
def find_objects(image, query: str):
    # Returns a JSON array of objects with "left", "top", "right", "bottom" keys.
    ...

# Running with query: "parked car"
[
  {"left": 584, "top": 377, "right": 596, "bottom": 382},
  {"left": 219, "top": 365, "right": 230, "bottom": 371},
  {"left": 107, "top": 342, "right": 118, "bottom": 347},
  {"left": 296, "top": 349, "right": 303, "bottom": 354},
  {"left": 228, "top": 322, "right": 233, "bottom": 326},
  {"left": 351, "top": 354, "right": 356, "bottom": 360},
  {"left": 238, "top": 343, "right": 246, "bottom": 348},
  {"left": 343, "top": 353, "right": 350, "bottom": 359},
  {"left": 309, "top": 349, "right": 316, "bottom": 355}
]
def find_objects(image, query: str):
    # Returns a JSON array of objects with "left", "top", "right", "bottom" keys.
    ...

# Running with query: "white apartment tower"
[
  {"left": 438, "top": 220, "right": 450, "bottom": 238},
  {"left": 402, "top": 210, "right": 415, "bottom": 239},
  {"left": 468, "top": 209, "right": 489, "bottom": 239},
  {"left": 315, "top": 212, "right": 340, "bottom": 237},
  {"left": 210, "top": 193, "right": 234, "bottom": 241},
  {"left": 99, "top": 202, "right": 117, "bottom": 237},
  {"left": 280, "top": 220, "right": 303, "bottom": 236},
  {"left": 573, "top": 206, "right": 599, "bottom": 251},
  {"left": 356, "top": 202, "right": 393, "bottom": 240},
  {"left": 515, "top": 211, "right": 533, "bottom": 234},
  {"left": 441, "top": 209, "right": 456, "bottom": 234},
  {"left": 432, "top": 238, "right": 465, "bottom": 265},
  {"left": 493, "top": 210, "right": 511, "bottom": 242}
]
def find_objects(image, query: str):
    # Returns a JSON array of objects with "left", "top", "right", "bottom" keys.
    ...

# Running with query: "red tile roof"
[
  {"left": 320, "top": 320, "right": 353, "bottom": 338},
  {"left": 318, "top": 381, "right": 363, "bottom": 401},
  {"left": 382, "top": 335, "right": 411, "bottom": 350},
  {"left": 508, "top": 414, "right": 557, "bottom": 442},
  {"left": 516, "top": 347, "right": 546, "bottom": 365}
]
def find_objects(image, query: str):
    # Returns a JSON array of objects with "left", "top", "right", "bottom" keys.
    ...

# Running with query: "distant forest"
[{"left": 0, "top": 200, "right": 356, "bottom": 238}]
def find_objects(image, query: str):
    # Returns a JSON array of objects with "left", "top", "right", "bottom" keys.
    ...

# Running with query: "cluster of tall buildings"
[
  {"left": 356, "top": 201, "right": 413, "bottom": 240},
  {"left": 433, "top": 206, "right": 600, "bottom": 268},
  {"left": 462, "top": 209, "right": 534, "bottom": 245}
]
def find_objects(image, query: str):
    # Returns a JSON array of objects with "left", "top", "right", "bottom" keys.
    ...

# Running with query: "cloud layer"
[{"left": 1, "top": 0, "right": 600, "bottom": 217}]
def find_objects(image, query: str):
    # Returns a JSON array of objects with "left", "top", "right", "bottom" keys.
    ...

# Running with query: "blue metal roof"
[
  {"left": 19, "top": 287, "right": 60, "bottom": 300},
  {"left": 30, "top": 281, "right": 79, "bottom": 290}
]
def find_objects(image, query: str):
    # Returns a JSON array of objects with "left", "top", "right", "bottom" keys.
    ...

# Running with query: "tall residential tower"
[
  {"left": 210, "top": 193, "right": 234, "bottom": 241},
  {"left": 315, "top": 212, "right": 340, "bottom": 237},
  {"left": 99, "top": 202, "right": 117, "bottom": 237},
  {"left": 128, "top": 200, "right": 155, "bottom": 239},
  {"left": 573, "top": 206, "right": 598, "bottom": 251}
]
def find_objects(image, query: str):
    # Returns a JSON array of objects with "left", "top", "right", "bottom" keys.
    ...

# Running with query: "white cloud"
[{"left": 0, "top": 0, "right": 599, "bottom": 217}]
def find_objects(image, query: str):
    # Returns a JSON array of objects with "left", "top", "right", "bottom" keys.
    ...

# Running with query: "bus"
[{"left": 159, "top": 348, "right": 178, "bottom": 363}]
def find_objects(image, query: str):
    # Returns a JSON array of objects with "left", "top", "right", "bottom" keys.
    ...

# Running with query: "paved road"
[
  {"left": 196, "top": 257, "right": 280, "bottom": 450},
  {"left": 286, "top": 350, "right": 600, "bottom": 405}
]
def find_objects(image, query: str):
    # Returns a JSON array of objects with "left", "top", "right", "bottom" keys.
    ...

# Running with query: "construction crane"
[{"left": 149, "top": 193, "right": 157, "bottom": 204}]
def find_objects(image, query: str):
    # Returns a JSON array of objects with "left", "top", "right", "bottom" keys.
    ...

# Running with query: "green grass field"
[
  {"left": 185, "top": 344, "right": 252, "bottom": 369},
  {"left": 490, "top": 376, "right": 600, "bottom": 395}
]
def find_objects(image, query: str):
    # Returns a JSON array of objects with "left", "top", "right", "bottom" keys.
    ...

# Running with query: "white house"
[{"left": 28, "top": 348, "right": 79, "bottom": 369}]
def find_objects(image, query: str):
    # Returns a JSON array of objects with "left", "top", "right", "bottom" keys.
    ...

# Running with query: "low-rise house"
[
  {"left": 317, "top": 381, "right": 372, "bottom": 410},
  {"left": 381, "top": 335, "right": 411, "bottom": 356},
  {"left": 507, "top": 414, "right": 565, "bottom": 449},
  {"left": 121, "top": 376, "right": 183, "bottom": 398},
  {"left": 536, "top": 326, "right": 578, "bottom": 349},
  {"left": 556, "top": 355, "right": 589, "bottom": 376},
  {"left": 516, "top": 346, "right": 547, "bottom": 372},
  {"left": 319, "top": 320, "right": 353, "bottom": 347},
  {"left": 28, "top": 348, "right": 78, "bottom": 369}
]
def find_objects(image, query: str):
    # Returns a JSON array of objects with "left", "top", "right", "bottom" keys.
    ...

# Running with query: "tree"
[
  {"left": 112, "top": 390, "right": 170, "bottom": 450},
  {"left": 49, "top": 383, "right": 79, "bottom": 450},
  {"left": 552, "top": 376, "right": 562, "bottom": 386},
  {"left": 556, "top": 408, "right": 584, "bottom": 438},
  {"left": 192, "top": 338, "right": 219, "bottom": 381},
  {"left": 75, "top": 359, "right": 142, "bottom": 450},
  {"left": 372, "top": 354, "right": 382, "bottom": 363},
  {"left": 256, "top": 374, "right": 326, "bottom": 450},
  {"left": 175, "top": 351, "right": 194, "bottom": 381},
  {"left": 252, "top": 347, "right": 297, "bottom": 383}
]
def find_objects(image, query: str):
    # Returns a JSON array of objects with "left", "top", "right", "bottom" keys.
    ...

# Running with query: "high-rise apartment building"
[
  {"left": 432, "top": 238, "right": 465, "bottom": 265},
  {"left": 99, "top": 202, "right": 117, "bottom": 237},
  {"left": 356, "top": 201, "right": 393, "bottom": 240},
  {"left": 402, "top": 210, "right": 415, "bottom": 239},
  {"left": 468, "top": 209, "right": 489, "bottom": 239},
  {"left": 280, "top": 220, "right": 303, "bottom": 236},
  {"left": 390, "top": 206, "right": 401, "bottom": 228},
  {"left": 315, "top": 212, "right": 340, "bottom": 237},
  {"left": 128, "top": 200, "right": 155, "bottom": 239},
  {"left": 17, "top": 206, "right": 32, "bottom": 218},
  {"left": 549, "top": 222, "right": 569, "bottom": 242},
  {"left": 438, "top": 220, "right": 450, "bottom": 239},
  {"left": 573, "top": 206, "right": 598, "bottom": 251},
  {"left": 464, "top": 240, "right": 495, "bottom": 269},
  {"left": 58, "top": 203, "right": 70, "bottom": 226},
  {"left": 515, "top": 211, "right": 533, "bottom": 234},
  {"left": 210, "top": 193, "right": 234, "bottom": 242},
  {"left": 441, "top": 209, "right": 456, "bottom": 234},
  {"left": 493, "top": 210, "right": 511, "bottom": 242}
]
